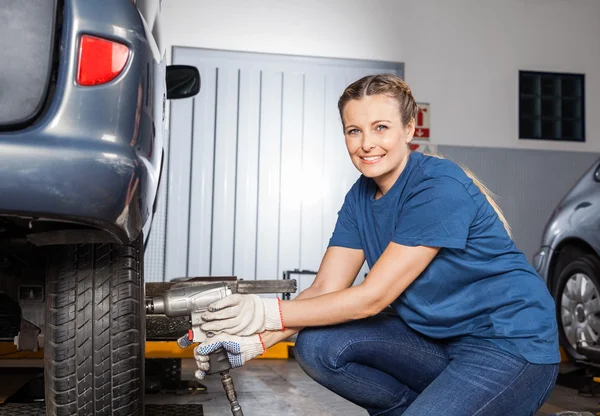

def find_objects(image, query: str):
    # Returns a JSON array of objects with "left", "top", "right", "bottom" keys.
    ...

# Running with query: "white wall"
[{"left": 162, "top": 0, "right": 600, "bottom": 152}]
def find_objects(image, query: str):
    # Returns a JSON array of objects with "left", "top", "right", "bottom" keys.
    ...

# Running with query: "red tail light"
[{"left": 77, "top": 35, "right": 130, "bottom": 86}]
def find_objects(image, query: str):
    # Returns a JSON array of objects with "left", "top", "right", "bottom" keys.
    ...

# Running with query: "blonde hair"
[{"left": 338, "top": 74, "right": 512, "bottom": 238}]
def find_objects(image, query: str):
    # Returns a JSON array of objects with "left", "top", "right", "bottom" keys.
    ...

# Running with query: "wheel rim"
[{"left": 561, "top": 272, "right": 600, "bottom": 350}]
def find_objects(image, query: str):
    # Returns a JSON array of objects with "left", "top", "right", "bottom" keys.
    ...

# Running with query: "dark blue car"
[{"left": 0, "top": 1, "right": 199, "bottom": 414}]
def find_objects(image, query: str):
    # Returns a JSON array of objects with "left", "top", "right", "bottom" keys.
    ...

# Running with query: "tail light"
[{"left": 77, "top": 35, "right": 130, "bottom": 86}]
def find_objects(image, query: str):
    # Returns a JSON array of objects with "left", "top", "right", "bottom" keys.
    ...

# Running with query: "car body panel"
[{"left": 534, "top": 158, "right": 600, "bottom": 285}]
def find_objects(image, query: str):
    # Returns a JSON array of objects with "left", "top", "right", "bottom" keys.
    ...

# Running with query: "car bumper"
[
  {"left": 0, "top": 135, "right": 148, "bottom": 244},
  {"left": 533, "top": 246, "right": 553, "bottom": 285}
]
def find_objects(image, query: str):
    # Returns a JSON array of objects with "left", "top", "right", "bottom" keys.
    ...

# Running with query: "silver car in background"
[{"left": 534, "top": 158, "right": 600, "bottom": 361}]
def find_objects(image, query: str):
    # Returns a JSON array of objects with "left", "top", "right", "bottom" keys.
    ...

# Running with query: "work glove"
[
  {"left": 194, "top": 333, "right": 265, "bottom": 380},
  {"left": 200, "top": 294, "right": 285, "bottom": 337}
]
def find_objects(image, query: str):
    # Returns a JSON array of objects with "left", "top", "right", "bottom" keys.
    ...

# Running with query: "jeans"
[{"left": 294, "top": 312, "right": 559, "bottom": 416}]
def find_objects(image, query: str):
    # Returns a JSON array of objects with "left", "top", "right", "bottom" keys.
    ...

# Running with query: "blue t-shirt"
[{"left": 328, "top": 151, "right": 560, "bottom": 364}]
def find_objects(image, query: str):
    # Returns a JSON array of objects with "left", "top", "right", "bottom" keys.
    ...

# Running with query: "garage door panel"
[
  {"left": 187, "top": 65, "right": 218, "bottom": 277},
  {"left": 278, "top": 72, "right": 305, "bottom": 279},
  {"left": 211, "top": 68, "right": 240, "bottom": 275},
  {"left": 165, "top": 98, "right": 194, "bottom": 280},
  {"left": 256, "top": 71, "right": 284, "bottom": 280},
  {"left": 234, "top": 69, "right": 262, "bottom": 280},
  {"left": 300, "top": 73, "right": 326, "bottom": 272}
]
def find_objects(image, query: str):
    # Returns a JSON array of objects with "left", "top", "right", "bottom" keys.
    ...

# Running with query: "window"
[{"left": 519, "top": 71, "right": 585, "bottom": 142}]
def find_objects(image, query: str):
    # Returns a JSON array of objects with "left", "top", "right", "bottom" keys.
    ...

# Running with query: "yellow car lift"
[{"left": 0, "top": 340, "right": 295, "bottom": 360}]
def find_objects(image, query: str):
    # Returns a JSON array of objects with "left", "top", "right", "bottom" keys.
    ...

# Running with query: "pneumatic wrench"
[{"left": 145, "top": 282, "right": 244, "bottom": 416}]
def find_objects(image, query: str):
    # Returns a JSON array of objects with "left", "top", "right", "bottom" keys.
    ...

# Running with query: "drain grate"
[
  {"left": 146, "top": 404, "right": 204, "bottom": 416},
  {"left": 0, "top": 403, "right": 45, "bottom": 415},
  {"left": 0, "top": 403, "right": 204, "bottom": 415}
]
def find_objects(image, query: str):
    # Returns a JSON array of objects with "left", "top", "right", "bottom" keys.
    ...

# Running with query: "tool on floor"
[{"left": 145, "top": 282, "right": 244, "bottom": 416}]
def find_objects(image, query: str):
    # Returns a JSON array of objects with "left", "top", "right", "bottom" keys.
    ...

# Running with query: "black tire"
[
  {"left": 553, "top": 254, "right": 600, "bottom": 360},
  {"left": 44, "top": 235, "right": 145, "bottom": 415}
]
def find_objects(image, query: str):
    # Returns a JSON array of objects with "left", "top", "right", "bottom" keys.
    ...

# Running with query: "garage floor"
[
  {"left": 0, "top": 358, "right": 597, "bottom": 415},
  {"left": 144, "top": 359, "right": 600, "bottom": 416}
]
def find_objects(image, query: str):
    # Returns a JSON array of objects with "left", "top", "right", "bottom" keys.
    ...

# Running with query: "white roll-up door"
[{"left": 145, "top": 47, "right": 403, "bottom": 283}]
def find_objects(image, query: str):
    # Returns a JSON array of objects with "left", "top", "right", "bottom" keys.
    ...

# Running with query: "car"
[
  {"left": 0, "top": 1, "right": 199, "bottom": 414},
  {"left": 534, "top": 158, "right": 600, "bottom": 361}
]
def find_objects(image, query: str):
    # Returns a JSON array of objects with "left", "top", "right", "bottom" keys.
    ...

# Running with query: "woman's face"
[{"left": 342, "top": 94, "right": 415, "bottom": 194}]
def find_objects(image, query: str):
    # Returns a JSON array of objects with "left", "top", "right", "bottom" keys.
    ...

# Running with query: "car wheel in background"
[{"left": 554, "top": 255, "right": 600, "bottom": 360}]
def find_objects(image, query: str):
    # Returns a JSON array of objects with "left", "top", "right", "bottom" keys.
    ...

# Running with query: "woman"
[{"left": 195, "top": 74, "right": 560, "bottom": 415}]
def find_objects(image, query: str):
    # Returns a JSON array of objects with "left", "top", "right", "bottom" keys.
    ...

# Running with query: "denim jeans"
[{"left": 294, "top": 311, "right": 559, "bottom": 416}]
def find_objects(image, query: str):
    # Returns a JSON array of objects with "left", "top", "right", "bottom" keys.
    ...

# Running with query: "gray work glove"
[{"left": 193, "top": 333, "right": 265, "bottom": 379}]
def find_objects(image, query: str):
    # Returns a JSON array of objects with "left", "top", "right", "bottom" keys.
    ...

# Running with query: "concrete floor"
[{"left": 143, "top": 359, "right": 600, "bottom": 416}]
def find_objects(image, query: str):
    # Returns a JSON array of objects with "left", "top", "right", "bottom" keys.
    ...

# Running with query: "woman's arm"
[
  {"left": 260, "top": 246, "right": 365, "bottom": 349},
  {"left": 277, "top": 242, "right": 440, "bottom": 328}
]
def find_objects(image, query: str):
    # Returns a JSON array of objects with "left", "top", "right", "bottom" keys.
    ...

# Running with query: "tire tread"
[{"left": 44, "top": 237, "right": 143, "bottom": 416}]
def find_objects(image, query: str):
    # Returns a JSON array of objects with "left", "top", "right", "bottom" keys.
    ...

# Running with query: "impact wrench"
[{"left": 145, "top": 282, "right": 244, "bottom": 416}]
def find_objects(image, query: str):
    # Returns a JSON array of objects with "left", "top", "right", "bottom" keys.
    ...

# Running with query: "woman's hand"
[
  {"left": 200, "top": 294, "right": 285, "bottom": 336},
  {"left": 194, "top": 333, "right": 266, "bottom": 380}
]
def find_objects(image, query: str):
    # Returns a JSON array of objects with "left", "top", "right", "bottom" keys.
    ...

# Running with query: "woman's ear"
[{"left": 405, "top": 118, "right": 416, "bottom": 142}]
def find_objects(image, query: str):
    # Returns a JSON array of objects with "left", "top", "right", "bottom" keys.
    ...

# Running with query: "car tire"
[
  {"left": 44, "top": 234, "right": 145, "bottom": 415},
  {"left": 553, "top": 254, "right": 600, "bottom": 360}
]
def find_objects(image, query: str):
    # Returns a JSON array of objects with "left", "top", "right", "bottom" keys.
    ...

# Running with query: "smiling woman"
[{"left": 195, "top": 73, "right": 560, "bottom": 416}]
